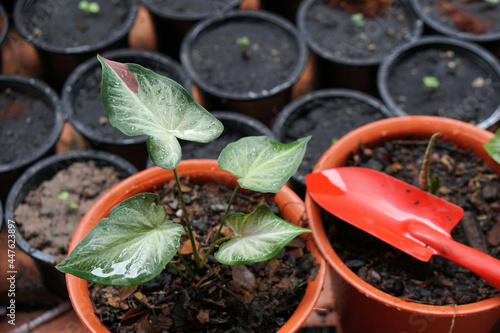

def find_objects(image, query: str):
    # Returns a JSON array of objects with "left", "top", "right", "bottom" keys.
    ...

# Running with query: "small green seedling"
[
  {"left": 58, "top": 191, "right": 79, "bottom": 209},
  {"left": 418, "top": 132, "right": 441, "bottom": 195},
  {"left": 236, "top": 36, "right": 251, "bottom": 58},
  {"left": 422, "top": 76, "right": 440, "bottom": 89},
  {"left": 56, "top": 56, "right": 312, "bottom": 286},
  {"left": 78, "top": 1, "right": 100, "bottom": 14},
  {"left": 484, "top": 128, "right": 500, "bottom": 164},
  {"left": 351, "top": 13, "right": 366, "bottom": 27}
]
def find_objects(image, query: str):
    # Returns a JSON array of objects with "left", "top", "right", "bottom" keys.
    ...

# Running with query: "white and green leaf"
[
  {"left": 98, "top": 55, "right": 224, "bottom": 169},
  {"left": 218, "top": 136, "right": 311, "bottom": 193},
  {"left": 56, "top": 193, "right": 184, "bottom": 286},
  {"left": 485, "top": 128, "right": 500, "bottom": 164},
  {"left": 214, "top": 205, "right": 312, "bottom": 265}
]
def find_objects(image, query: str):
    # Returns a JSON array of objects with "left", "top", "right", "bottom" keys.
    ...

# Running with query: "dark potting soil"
[
  {"left": 22, "top": 0, "right": 130, "bottom": 48},
  {"left": 0, "top": 87, "right": 55, "bottom": 165},
  {"left": 386, "top": 47, "right": 500, "bottom": 125},
  {"left": 282, "top": 97, "right": 385, "bottom": 182},
  {"left": 188, "top": 19, "right": 300, "bottom": 94},
  {"left": 180, "top": 131, "right": 249, "bottom": 160},
  {"left": 325, "top": 139, "right": 500, "bottom": 305},
  {"left": 146, "top": 0, "right": 237, "bottom": 14},
  {"left": 89, "top": 177, "right": 318, "bottom": 333},
  {"left": 72, "top": 62, "right": 182, "bottom": 142},
  {"left": 423, "top": 0, "right": 500, "bottom": 34},
  {"left": 304, "top": 0, "right": 418, "bottom": 62},
  {"left": 14, "top": 161, "right": 122, "bottom": 263}
]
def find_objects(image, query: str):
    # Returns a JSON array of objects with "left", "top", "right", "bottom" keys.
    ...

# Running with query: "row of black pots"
[{"left": 3, "top": 35, "right": 500, "bottom": 202}]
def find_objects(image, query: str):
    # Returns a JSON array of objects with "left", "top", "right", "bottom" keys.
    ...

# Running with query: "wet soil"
[
  {"left": 385, "top": 47, "right": 500, "bottom": 125},
  {"left": 14, "top": 160, "right": 122, "bottom": 263},
  {"left": 22, "top": 0, "right": 131, "bottom": 48},
  {"left": 326, "top": 139, "right": 500, "bottom": 305},
  {"left": 280, "top": 95, "right": 386, "bottom": 185},
  {"left": 303, "top": 0, "right": 419, "bottom": 62},
  {"left": 89, "top": 177, "right": 319, "bottom": 332},
  {"left": 187, "top": 17, "right": 300, "bottom": 94},
  {"left": 0, "top": 87, "right": 54, "bottom": 165},
  {"left": 144, "top": 0, "right": 237, "bottom": 14}
]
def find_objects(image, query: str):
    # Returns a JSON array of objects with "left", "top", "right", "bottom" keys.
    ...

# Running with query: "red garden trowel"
[{"left": 306, "top": 167, "right": 500, "bottom": 290}]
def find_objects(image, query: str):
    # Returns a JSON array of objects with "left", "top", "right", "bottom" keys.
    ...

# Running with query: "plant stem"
[
  {"left": 198, "top": 184, "right": 240, "bottom": 269},
  {"left": 173, "top": 168, "right": 201, "bottom": 266},
  {"left": 168, "top": 262, "right": 187, "bottom": 279},
  {"left": 177, "top": 250, "right": 196, "bottom": 279}
]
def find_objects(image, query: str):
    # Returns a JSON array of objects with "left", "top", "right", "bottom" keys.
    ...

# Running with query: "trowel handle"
[{"left": 408, "top": 223, "right": 500, "bottom": 291}]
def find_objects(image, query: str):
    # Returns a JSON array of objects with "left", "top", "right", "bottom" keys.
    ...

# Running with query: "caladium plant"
[{"left": 56, "top": 55, "right": 312, "bottom": 287}]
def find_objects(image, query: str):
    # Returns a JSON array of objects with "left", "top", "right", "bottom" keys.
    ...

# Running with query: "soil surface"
[
  {"left": 303, "top": 0, "right": 419, "bottom": 62},
  {"left": 385, "top": 47, "right": 500, "bottom": 125},
  {"left": 422, "top": 0, "right": 500, "bottom": 34},
  {"left": 72, "top": 59, "right": 184, "bottom": 142},
  {"left": 188, "top": 17, "right": 300, "bottom": 94},
  {"left": 22, "top": 0, "right": 131, "bottom": 48},
  {"left": 325, "top": 139, "right": 500, "bottom": 305},
  {"left": 281, "top": 96, "right": 386, "bottom": 184},
  {"left": 144, "top": 0, "right": 237, "bottom": 14},
  {"left": 0, "top": 87, "right": 55, "bottom": 165},
  {"left": 89, "top": 177, "right": 319, "bottom": 332},
  {"left": 14, "top": 160, "right": 122, "bottom": 263}
]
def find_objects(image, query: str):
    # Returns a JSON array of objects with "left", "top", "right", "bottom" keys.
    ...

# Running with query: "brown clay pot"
[
  {"left": 66, "top": 159, "right": 326, "bottom": 332},
  {"left": 306, "top": 116, "right": 500, "bottom": 333}
]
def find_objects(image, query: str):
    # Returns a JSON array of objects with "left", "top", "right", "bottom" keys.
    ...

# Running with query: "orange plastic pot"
[
  {"left": 305, "top": 116, "right": 500, "bottom": 333},
  {"left": 67, "top": 159, "right": 326, "bottom": 333}
]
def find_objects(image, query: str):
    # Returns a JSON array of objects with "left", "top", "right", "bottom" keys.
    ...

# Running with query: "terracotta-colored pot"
[
  {"left": 67, "top": 159, "right": 326, "bottom": 333},
  {"left": 306, "top": 116, "right": 500, "bottom": 333}
]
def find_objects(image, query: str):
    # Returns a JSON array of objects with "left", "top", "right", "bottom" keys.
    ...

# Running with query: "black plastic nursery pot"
[
  {"left": 4, "top": 150, "right": 138, "bottom": 298},
  {"left": 141, "top": 0, "right": 241, "bottom": 59},
  {"left": 0, "top": 74, "right": 64, "bottom": 202},
  {"left": 410, "top": 0, "right": 500, "bottom": 57},
  {"left": 180, "top": 9, "right": 308, "bottom": 127},
  {"left": 62, "top": 48, "right": 191, "bottom": 171},
  {"left": 0, "top": 3, "right": 9, "bottom": 73},
  {"left": 146, "top": 110, "right": 275, "bottom": 168},
  {"left": 272, "top": 88, "right": 393, "bottom": 195},
  {"left": 378, "top": 36, "right": 500, "bottom": 130},
  {"left": 296, "top": 0, "right": 423, "bottom": 96},
  {"left": 13, "top": 0, "right": 138, "bottom": 90}
]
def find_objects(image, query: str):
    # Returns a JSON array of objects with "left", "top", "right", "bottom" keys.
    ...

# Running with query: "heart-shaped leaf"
[
  {"left": 56, "top": 193, "right": 184, "bottom": 286},
  {"left": 98, "top": 55, "right": 224, "bottom": 169},
  {"left": 214, "top": 205, "right": 312, "bottom": 265},
  {"left": 217, "top": 136, "right": 311, "bottom": 193},
  {"left": 485, "top": 128, "right": 500, "bottom": 164}
]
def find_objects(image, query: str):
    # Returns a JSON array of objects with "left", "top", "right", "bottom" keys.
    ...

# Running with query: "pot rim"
[
  {"left": 180, "top": 10, "right": 308, "bottom": 101},
  {"left": 296, "top": 0, "right": 424, "bottom": 66},
  {"left": 305, "top": 115, "right": 500, "bottom": 316},
  {"left": 13, "top": 0, "right": 138, "bottom": 55},
  {"left": 141, "top": 0, "right": 242, "bottom": 22},
  {"left": 377, "top": 35, "right": 500, "bottom": 130},
  {"left": 0, "top": 3, "right": 9, "bottom": 47},
  {"left": 409, "top": 0, "right": 500, "bottom": 42},
  {"left": 0, "top": 75, "right": 65, "bottom": 174},
  {"left": 66, "top": 159, "right": 326, "bottom": 333},
  {"left": 62, "top": 48, "right": 191, "bottom": 146},
  {"left": 4, "top": 150, "right": 138, "bottom": 265}
]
